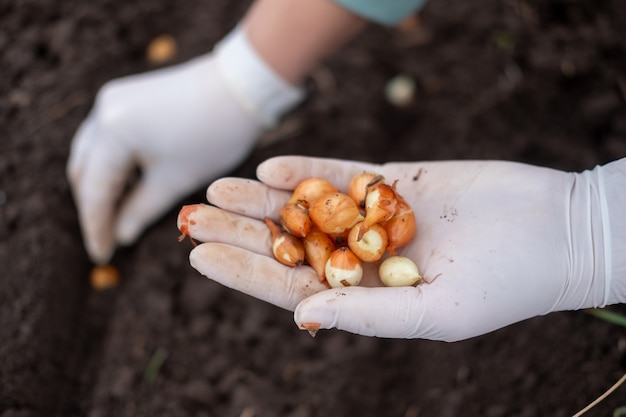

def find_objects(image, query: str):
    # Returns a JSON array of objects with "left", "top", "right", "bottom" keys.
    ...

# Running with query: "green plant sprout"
[
  {"left": 143, "top": 347, "right": 169, "bottom": 384},
  {"left": 585, "top": 308, "right": 626, "bottom": 328},
  {"left": 614, "top": 406, "right": 626, "bottom": 417}
]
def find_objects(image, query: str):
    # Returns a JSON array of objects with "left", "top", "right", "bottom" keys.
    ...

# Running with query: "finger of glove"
[
  {"left": 294, "top": 285, "right": 476, "bottom": 342},
  {"left": 256, "top": 156, "right": 380, "bottom": 192},
  {"left": 75, "top": 135, "right": 133, "bottom": 264},
  {"left": 206, "top": 177, "right": 291, "bottom": 219},
  {"left": 115, "top": 166, "right": 190, "bottom": 245},
  {"left": 190, "top": 242, "right": 328, "bottom": 311},
  {"left": 66, "top": 116, "right": 97, "bottom": 190},
  {"left": 177, "top": 204, "right": 273, "bottom": 257}
]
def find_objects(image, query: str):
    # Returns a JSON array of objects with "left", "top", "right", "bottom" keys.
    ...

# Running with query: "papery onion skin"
[
  {"left": 279, "top": 201, "right": 312, "bottom": 238},
  {"left": 309, "top": 192, "right": 364, "bottom": 234},
  {"left": 383, "top": 194, "right": 416, "bottom": 254},
  {"left": 360, "top": 183, "right": 398, "bottom": 239},
  {"left": 288, "top": 178, "right": 339, "bottom": 206},
  {"left": 303, "top": 227, "right": 336, "bottom": 282}
]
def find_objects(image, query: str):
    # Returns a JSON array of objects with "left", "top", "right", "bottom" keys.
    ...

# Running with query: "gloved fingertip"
[
  {"left": 115, "top": 187, "right": 166, "bottom": 247},
  {"left": 294, "top": 297, "right": 337, "bottom": 332},
  {"left": 205, "top": 179, "right": 225, "bottom": 205},
  {"left": 86, "top": 238, "right": 115, "bottom": 266},
  {"left": 177, "top": 204, "right": 204, "bottom": 229},
  {"left": 188, "top": 243, "right": 209, "bottom": 273},
  {"left": 255, "top": 156, "right": 296, "bottom": 186},
  {"left": 66, "top": 117, "right": 96, "bottom": 183},
  {"left": 115, "top": 211, "right": 145, "bottom": 246}
]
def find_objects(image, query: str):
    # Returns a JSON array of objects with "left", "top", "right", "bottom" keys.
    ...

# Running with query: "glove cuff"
[
  {"left": 213, "top": 25, "right": 306, "bottom": 128},
  {"left": 570, "top": 157, "right": 626, "bottom": 309},
  {"left": 599, "top": 157, "right": 626, "bottom": 305}
]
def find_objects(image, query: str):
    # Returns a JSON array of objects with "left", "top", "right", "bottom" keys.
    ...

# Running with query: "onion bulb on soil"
[{"left": 90, "top": 264, "right": 120, "bottom": 290}]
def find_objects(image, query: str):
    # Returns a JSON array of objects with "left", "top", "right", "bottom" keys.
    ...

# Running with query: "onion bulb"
[
  {"left": 303, "top": 227, "right": 336, "bottom": 282},
  {"left": 288, "top": 178, "right": 338, "bottom": 206},
  {"left": 264, "top": 217, "right": 305, "bottom": 267},
  {"left": 309, "top": 192, "right": 364, "bottom": 234},
  {"left": 90, "top": 264, "right": 120, "bottom": 290},
  {"left": 378, "top": 256, "right": 422, "bottom": 287},
  {"left": 279, "top": 201, "right": 311, "bottom": 238},
  {"left": 360, "top": 182, "right": 398, "bottom": 238},
  {"left": 383, "top": 194, "right": 416, "bottom": 254},
  {"left": 348, "top": 222, "right": 388, "bottom": 262},
  {"left": 325, "top": 247, "right": 363, "bottom": 287},
  {"left": 348, "top": 172, "right": 384, "bottom": 209}
]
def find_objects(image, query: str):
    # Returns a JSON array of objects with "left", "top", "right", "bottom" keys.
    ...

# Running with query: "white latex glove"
[
  {"left": 179, "top": 155, "right": 626, "bottom": 342},
  {"left": 67, "top": 26, "right": 304, "bottom": 264}
]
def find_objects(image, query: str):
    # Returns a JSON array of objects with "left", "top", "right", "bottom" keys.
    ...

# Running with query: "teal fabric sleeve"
[{"left": 333, "top": 0, "right": 428, "bottom": 25}]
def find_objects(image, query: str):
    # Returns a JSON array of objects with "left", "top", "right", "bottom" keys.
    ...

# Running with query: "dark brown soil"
[{"left": 2, "top": 0, "right": 626, "bottom": 416}]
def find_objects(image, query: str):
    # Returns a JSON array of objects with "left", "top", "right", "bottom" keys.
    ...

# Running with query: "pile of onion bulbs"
[{"left": 265, "top": 173, "right": 422, "bottom": 288}]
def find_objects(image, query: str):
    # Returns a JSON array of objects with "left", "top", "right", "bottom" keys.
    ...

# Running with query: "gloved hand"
[
  {"left": 180, "top": 155, "right": 626, "bottom": 342},
  {"left": 67, "top": 26, "right": 304, "bottom": 264}
]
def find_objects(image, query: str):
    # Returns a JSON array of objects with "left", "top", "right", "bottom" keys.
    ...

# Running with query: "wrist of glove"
[
  {"left": 181, "top": 156, "right": 626, "bottom": 341},
  {"left": 67, "top": 26, "right": 304, "bottom": 264},
  {"left": 598, "top": 158, "right": 626, "bottom": 304},
  {"left": 214, "top": 25, "right": 305, "bottom": 127}
]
